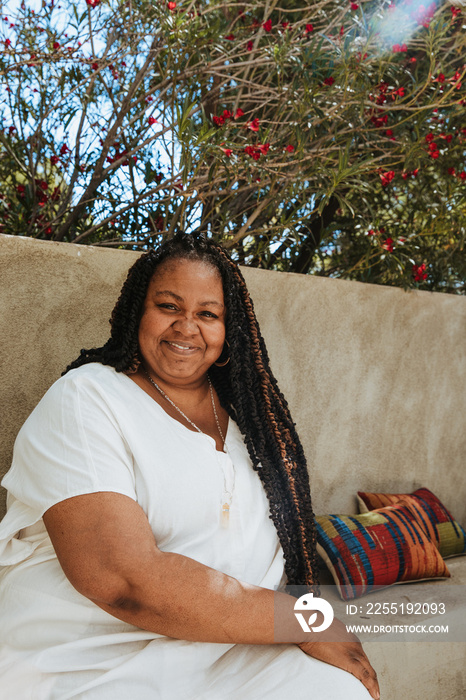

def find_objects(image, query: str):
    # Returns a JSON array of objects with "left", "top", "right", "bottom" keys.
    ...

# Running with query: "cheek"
[
  {"left": 213, "top": 328, "right": 226, "bottom": 352},
  {"left": 138, "top": 313, "right": 163, "bottom": 347}
]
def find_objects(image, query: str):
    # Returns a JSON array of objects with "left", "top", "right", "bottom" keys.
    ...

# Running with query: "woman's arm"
[{"left": 43, "top": 491, "right": 379, "bottom": 698}]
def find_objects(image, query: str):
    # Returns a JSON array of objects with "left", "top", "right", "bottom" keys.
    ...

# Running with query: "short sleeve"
[{"left": 0, "top": 367, "right": 137, "bottom": 564}]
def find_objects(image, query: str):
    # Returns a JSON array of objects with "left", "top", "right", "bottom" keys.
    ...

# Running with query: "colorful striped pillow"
[
  {"left": 357, "top": 488, "right": 466, "bottom": 559},
  {"left": 316, "top": 500, "right": 450, "bottom": 600}
]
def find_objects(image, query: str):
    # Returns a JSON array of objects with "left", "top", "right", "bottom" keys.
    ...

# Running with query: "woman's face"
[{"left": 137, "top": 257, "right": 226, "bottom": 387}]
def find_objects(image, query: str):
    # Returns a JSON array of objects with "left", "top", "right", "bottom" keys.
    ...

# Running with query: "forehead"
[{"left": 147, "top": 257, "right": 224, "bottom": 296}]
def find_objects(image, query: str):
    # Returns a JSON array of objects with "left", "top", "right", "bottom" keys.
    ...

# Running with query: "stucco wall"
[{"left": 1, "top": 234, "right": 465, "bottom": 525}]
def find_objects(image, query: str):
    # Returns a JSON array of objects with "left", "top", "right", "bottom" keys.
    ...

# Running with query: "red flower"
[
  {"left": 247, "top": 118, "right": 260, "bottom": 131},
  {"left": 385, "top": 129, "right": 394, "bottom": 138},
  {"left": 4, "top": 38, "right": 11, "bottom": 47},
  {"left": 448, "top": 167, "right": 456, "bottom": 176},
  {"left": 412, "top": 263, "right": 428, "bottom": 282},
  {"left": 16, "top": 184, "right": 25, "bottom": 195},
  {"left": 380, "top": 170, "right": 395, "bottom": 186},
  {"left": 350, "top": 3, "right": 359, "bottom": 10},
  {"left": 428, "top": 143, "right": 439, "bottom": 158},
  {"left": 392, "top": 43, "right": 407, "bottom": 53},
  {"left": 148, "top": 116, "right": 158, "bottom": 125},
  {"left": 323, "top": 76, "right": 335, "bottom": 86},
  {"left": 221, "top": 148, "right": 233, "bottom": 157},
  {"left": 451, "top": 7, "right": 461, "bottom": 18},
  {"left": 370, "top": 113, "right": 388, "bottom": 128},
  {"left": 413, "top": 2, "right": 436, "bottom": 28},
  {"left": 91, "top": 62, "right": 98, "bottom": 71},
  {"left": 367, "top": 229, "right": 376, "bottom": 236},
  {"left": 235, "top": 108, "right": 244, "bottom": 119},
  {"left": 263, "top": 19, "right": 272, "bottom": 32},
  {"left": 382, "top": 237, "right": 394, "bottom": 252},
  {"left": 460, "top": 172, "right": 466, "bottom": 180},
  {"left": 247, "top": 40, "right": 253, "bottom": 51},
  {"left": 281, "top": 21, "right": 290, "bottom": 29},
  {"left": 425, "top": 133, "right": 434, "bottom": 143},
  {"left": 167, "top": 1, "right": 176, "bottom": 10},
  {"left": 436, "top": 73, "right": 445, "bottom": 83},
  {"left": 86, "top": 0, "right": 101, "bottom": 6},
  {"left": 60, "top": 144, "right": 70, "bottom": 155},
  {"left": 52, "top": 41, "right": 60, "bottom": 50},
  {"left": 244, "top": 145, "right": 260, "bottom": 161},
  {"left": 258, "top": 143, "right": 270, "bottom": 155},
  {"left": 304, "top": 23, "right": 314, "bottom": 34},
  {"left": 285, "top": 144, "right": 294, "bottom": 152},
  {"left": 391, "top": 87, "right": 405, "bottom": 99},
  {"left": 213, "top": 110, "right": 233, "bottom": 127},
  {"left": 225, "top": 34, "right": 235, "bottom": 40}
]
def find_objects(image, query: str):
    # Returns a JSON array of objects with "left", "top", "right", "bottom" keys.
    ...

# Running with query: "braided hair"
[{"left": 65, "top": 232, "right": 320, "bottom": 589}]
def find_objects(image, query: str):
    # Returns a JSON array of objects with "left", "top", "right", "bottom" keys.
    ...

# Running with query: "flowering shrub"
[{"left": 0, "top": 0, "right": 464, "bottom": 292}]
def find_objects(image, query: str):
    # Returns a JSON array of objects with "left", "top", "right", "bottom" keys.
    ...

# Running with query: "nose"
[{"left": 172, "top": 314, "right": 199, "bottom": 335}]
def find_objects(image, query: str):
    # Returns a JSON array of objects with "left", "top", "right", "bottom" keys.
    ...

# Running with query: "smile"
[{"left": 164, "top": 341, "right": 199, "bottom": 353}]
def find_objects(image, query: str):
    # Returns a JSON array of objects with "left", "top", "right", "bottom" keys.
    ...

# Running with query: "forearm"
[
  {"left": 44, "top": 493, "right": 306, "bottom": 646},
  {"left": 92, "top": 550, "right": 306, "bottom": 645}
]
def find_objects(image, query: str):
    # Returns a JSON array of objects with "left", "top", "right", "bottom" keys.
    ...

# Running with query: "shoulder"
[
  {"left": 41, "top": 363, "right": 129, "bottom": 405},
  {"left": 18, "top": 364, "right": 133, "bottom": 440}
]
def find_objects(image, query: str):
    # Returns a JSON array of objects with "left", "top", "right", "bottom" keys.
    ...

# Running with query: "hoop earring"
[{"left": 214, "top": 340, "right": 230, "bottom": 367}]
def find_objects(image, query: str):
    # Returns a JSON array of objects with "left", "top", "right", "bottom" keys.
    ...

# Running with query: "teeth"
[{"left": 168, "top": 341, "right": 193, "bottom": 350}]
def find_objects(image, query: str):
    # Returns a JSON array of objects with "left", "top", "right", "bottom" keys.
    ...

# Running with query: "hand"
[{"left": 298, "top": 617, "right": 380, "bottom": 699}]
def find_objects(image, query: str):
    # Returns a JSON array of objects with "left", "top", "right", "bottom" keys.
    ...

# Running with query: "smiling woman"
[
  {"left": 0, "top": 232, "right": 378, "bottom": 700},
  {"left": 131, "top": 258, "right": 229, "bottom": 451}
]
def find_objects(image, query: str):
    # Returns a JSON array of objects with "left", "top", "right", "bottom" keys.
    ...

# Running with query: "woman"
[{"left": 0, "top": 233, "right": 379, "bottom": 699}]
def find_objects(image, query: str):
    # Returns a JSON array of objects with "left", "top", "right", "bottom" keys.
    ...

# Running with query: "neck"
[{"left": 141, "top": 365, "right": 210, "bottom": 407}]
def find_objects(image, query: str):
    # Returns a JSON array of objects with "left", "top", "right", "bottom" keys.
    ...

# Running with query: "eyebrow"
[{"left": 154, "top": 290, "right": 224, "bottom": 308}]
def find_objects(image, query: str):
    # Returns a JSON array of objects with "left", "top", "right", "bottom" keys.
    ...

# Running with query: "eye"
[
  {"left": 157, "top": 303, "right": 178, "bottom": 311},
  {"left": 199, "top": 311, "right": 219, "bottom": 319}
]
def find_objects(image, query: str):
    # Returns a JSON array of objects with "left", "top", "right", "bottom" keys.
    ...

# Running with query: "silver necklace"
[
  {"left": 142, "top": 367, "right": 225, "bottom": 443},
  {"left": 142, "top": 367, "right": 234, "bottom": 526}
]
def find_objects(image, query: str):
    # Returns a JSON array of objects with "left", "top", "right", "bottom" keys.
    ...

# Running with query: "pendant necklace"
[{"left": 142, "top": 366, "right": 235, "bottom": 527}]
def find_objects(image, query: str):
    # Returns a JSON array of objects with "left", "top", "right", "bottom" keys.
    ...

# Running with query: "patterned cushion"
[
  {"left": 357, "top": 488, "right": 466, "bottom": 559},
  {"left": 316, "top": 501, "right": 450, "bottom": 600}
]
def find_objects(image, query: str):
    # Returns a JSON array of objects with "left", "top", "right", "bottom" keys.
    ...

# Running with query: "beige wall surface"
[{"left": 1, "top": 234, "right": 465, "bottom": 524}]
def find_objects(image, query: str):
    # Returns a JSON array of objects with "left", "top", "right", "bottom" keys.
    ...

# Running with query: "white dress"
[{"left": 0, "top": 364, "right": 371, "bottom": 700}]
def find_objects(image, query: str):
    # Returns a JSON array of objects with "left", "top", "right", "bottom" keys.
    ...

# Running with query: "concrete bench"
[{"left": 1, "top": 233, "right": 465, "bottom": 699}]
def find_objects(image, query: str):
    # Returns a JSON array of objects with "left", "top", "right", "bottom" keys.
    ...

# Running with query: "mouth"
[{"left": 164, "top": 340, "right": 199, "bottom": 354}]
